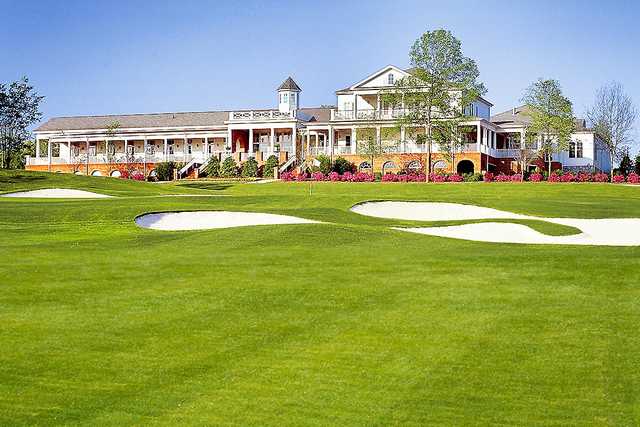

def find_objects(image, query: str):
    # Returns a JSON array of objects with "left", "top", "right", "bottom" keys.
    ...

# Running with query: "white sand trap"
[
  {"left": 354, "top": 201, "right": 640, "bottom": 246},
  {"left": 1, "top": 188, "right": 112, "bottom": 198},
  {"left": 135, "top": 211, "right": 318, "bottom": 231},
  {"left": 351, "top": 201, "right": 530, "bottom": 221}
]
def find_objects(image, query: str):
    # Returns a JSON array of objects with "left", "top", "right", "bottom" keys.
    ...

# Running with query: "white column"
[
  {"left": 315, "top": 132, "right": 319, "bottom": 152},
  {"left": 124, "top": 139, "right": 129, "bottom": 162},
  {"left": 376, "top": 126, "right": 381, "bottom": 145},
  {"left": 291, "top": 126, "right": 297, "bottom": 158},
  {"left": 47, "top": 140, "right": 52, "bottom": 171},
  {"left": 227, "top": 128, "right": 233, "bottom": 152},
  {"left": 270, "top": 128, "right": 275, "bottom": 154},
  {"left": 164, "top": 138, "right": 168, "bottom": 161},
  {"left": 143, "top": 138, "right": 147, "bottom": 175},
  {"left": 351, "top": 127, "right": 357, "bottom": 154},
  {"left": 35, "top": 137, "right": 40, "bottom": 158},
  {"left": 67, "top": 141, "right": 72, "bottom": 162},
  {"left": 248, "top": 128, "right": 254, "bottom": 153},
  {"left": 306, "top": 130, "right": 311, "bottom": 157},
  {"left": 353, "top": 94, "right": 358, "bottom": 119},
  {"left": 184, "top": 136, "right": 188, "bottom": 157},
  {"left": 376, "top": 94, "right": 381, "bottom": 113},
  {"left": 328, "top": 126, "right": 334, "bottom": 155},
  {"left": 476, "top": 125, "right": 482, "bottom": 151},
  {"left": 85, "top": 137, "right": 90, "bottom": 175},
  {"left": 203, "top": 137, "right": 208, "bottom": 160}
]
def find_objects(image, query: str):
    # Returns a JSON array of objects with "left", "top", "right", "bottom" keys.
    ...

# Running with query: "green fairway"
[{"left": 1, "top": 170, "right": 639, "bottom": 425}]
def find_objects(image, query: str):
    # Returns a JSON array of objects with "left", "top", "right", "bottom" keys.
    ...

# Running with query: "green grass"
[{"left": 1, "top": 170, "right": 639, "bottom": 425}]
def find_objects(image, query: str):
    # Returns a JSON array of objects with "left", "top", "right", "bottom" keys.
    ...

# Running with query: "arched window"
[
  {"left": 91, "top": 170, "right": 102, "bottom": 176},
  {"left": 407, "top": 160, "right": 422, "bottom": 172},
  {"left": 433, "top": 160, "right": 447, "bottom": 170},
  {"left": 359, "top": 161, "right": 372, "bottom": 170},
  {"left": 456, "top": 160, "right": 475, "bottom": 174},
  {"left": 382, "top": 161, "right": 397, "bottom": 170},
  {"left": 388, "top": 74, "right": 394, "bottom": 85}
]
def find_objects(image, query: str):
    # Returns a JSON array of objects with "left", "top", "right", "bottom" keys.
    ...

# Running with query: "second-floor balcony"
[
  {"left": 331, "top": 108, "right": 408, "bottom": 121},
  {"left": 228, "top": 110, "right": 295, "bottom": 122}
]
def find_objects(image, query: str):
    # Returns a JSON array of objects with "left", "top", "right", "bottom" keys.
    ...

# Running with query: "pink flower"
[
  {"left": 341, "top": 171, "right": 353, "bottom": 182},
  {"left": 328, "top": 171, "right": 340, "bottom": 181},
  {"left": 510, "top": 174, "right": 523, "bottom": 182},
  {"left": 449, "top": 174, "right": 463, "bottom": 182},
  {"left": 612, "top": 174, "right": 626, "bottom": 184},
  {"left": 529, "top": 172, "right": 543, "bottom": 182},
  {"left": 576, "top": 172, "right": 592, "bottom": 182},
  {"left": 594, "top": 173, "right": 609, "bottom": 183},
  {"left": 311, "top": 171, "right": 325, "bottom": 181},
  {"left": 382, "top": 173, "right": 397, "bottom": 182},
  {"left": 548, "top": 173, "right": 561, "bottom": 182},
  {"left": 483, "top": 172, "right": 494, "bottom": 182},
  {"left": 627, "top": 173, "right": 640, "bottom": 184}
]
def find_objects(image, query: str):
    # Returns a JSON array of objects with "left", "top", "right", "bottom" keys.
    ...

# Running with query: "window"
[
  {"left": 291, "top": 93, "right": 296, "bottom": 103},
  {"left": 345, "top": 135, "right": 351, "bottom": 147},
  {"left": 407, "top": 160, "right": 422, "bottom": 171},
  {"left": 359, "top": 161, "right": 372, "bottom": 170},
  {"left": 433, "top": 160, "right": 447, "bottom": 169},
  {"left": 569, "top": 141, "right": 583, "bottom": 158},
  {"left": 187, "top": 144, "right": 192, "bottom": 154},
  {"left": 388, "top": 74, "right": 394, "bottom": 85},
  {"left": 283, "top": 93, "right": 288, "bottom": 103}
]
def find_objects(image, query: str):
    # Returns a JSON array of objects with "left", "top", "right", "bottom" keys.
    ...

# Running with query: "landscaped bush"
[
  {"left": 577, "top": 172, "right": 592, "bottom": 182},
  {"left": 548, "top": 173, "right": 561, "bottom": 182},
  {"left": 332, "top": 157, "right": 355, "bottom": 174},
  {"left": 219, "top": 156, "right": 239, "bottom": 178},
  {"left": 202, "top": 156, "right": 219, "bottom": 178},
  {"left": 296, "top": 172, "right": 308, "bottom": 181},
  {"left": 241, "top": 158, "right": 258, "bottom": 178},
  {"left": 328, "top": 171, "right": 340, "bottom": 181},
  {"left": 316, "top": 154, "right": 332, "bottom": 175},
  {"left": 627, "top": 172, "right": 640, "bottom": 184},
  {"left": 118, "top": 169, "right": 130, "bottom": 180},
  {"left": 155, "top": 161, "right": 175, "bottom": 181},
  {"left": 494, "top": 173, "right": 511, "bottom": 182},
  {"left": 594, "top": 172, "right": 609, "bottom": 183},
  {"left": 428, "top": 173, "right": 447, "bottom": 182},
  {"left": 463, "top": 172, "right": 483, "bottom": 182},
  {"left": 510, "top": 174, "right": 523, "bottom": 182},
  {"left": 311, "top": 171, "right": 325, "bottom": 181},
  {"left": 131, "top": 172, "right": 145, "bottom": 181},
  {"left": 341, "top": 171, "right": 353, "bottom": 182},
  {"left": 448, "top": 174, "right": 463, "bottom": 182},
  {"left": 351, "top": 172, "right": 375, "bottom": 182},
  {"left": 262, "top": 155, "right": 279, "bottom": 178},
  {"left": 382, "top": 173, "right": 397, "bottom": 182},
  {"left": 529, "top": 172, "right": 544, "bottom": 182},
  {"left": 612, "top": 174, "right": 626, "bottom": 184},
  {"left": 483, "top": 172, "right": 494, "bottom": 182},
  {"left": 280, "top": 171, "right": 294, "bottom": 181}
]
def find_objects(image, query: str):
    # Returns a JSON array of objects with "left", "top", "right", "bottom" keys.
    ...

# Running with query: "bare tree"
[
  {"left": 586, "top": 82, "right": 637, "bottom": 179},
  {"left": 508, "top": 131, "right": 538, "bottom": 179}
]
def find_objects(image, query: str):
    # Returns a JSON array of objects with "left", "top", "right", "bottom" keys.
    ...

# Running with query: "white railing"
[
  {"left": 229, "top": 110, "right": 295, "bottom": 121},
  {"left": 334, "top": 146, "right": 352, "bottom": 154},
  {"left": 330, "top": 108, "right": 409, "bottom": 121}
]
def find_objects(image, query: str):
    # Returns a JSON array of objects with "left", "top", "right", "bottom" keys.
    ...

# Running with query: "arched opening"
[
  {"left": 407, "top": 160, "right": 422, "bottom": 173},
  {"left": 148, "top": 169, "right": 157, "bottom": 177},
  {"left": 110, "top": 170, "right": 121, "bottom": 178},
  {"left": 91, "top": 170, "right": 102, "bottom": 176},
  {"left": 382, "top": 161, "right": 397, "bottom": 174},
  {"left": 359, "top": 161, "right": 372, "bottom": 171},
  {"left": 74, "top": 171, "right": 83, "bottom": 175},
  {"left": 433, "top": 160, "right": 447, "bottom": 170},
  {"left": 456, "top": 160, "right": 474, "bottom": 174}
]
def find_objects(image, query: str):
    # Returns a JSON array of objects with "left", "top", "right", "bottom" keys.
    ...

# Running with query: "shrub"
[
  {"left": 429, "top": 173, "right": 448, "bottom": 182},
  {"left": 296, "top": 172, "right": 308, "bottom": 181},
  {"left": 202, "top": 156, "right": 220, "bottom": 178},
  {"left": 262, "top": 155, "right": 279, "bottom": 178},
  {"left": 280, "top": 171, "right": 294, "bottom": 181},
  {"left": 155, "top": 161, "right": 175, "bottom": 181},
  {"left": 316, "top": 154, "right": 332, "bottom": 175},
  {"left": 241, "top": 157, "right": 258, "bottom": 178},
  {"left": 593, "top": 172, "right": 609, "bottom": 183},
  {"left": 483, "top": 172, "right": 494, "bottom": 182},
  {"left": 332, "top": 157, "right": 355, "bottom": 174},
  {"left": 560, "top": 172, "right": 576, "bottom": 182},
  {"left": 352, "top": 172, "right": 374, "bottom": 182},
  {"left": 612, "top": 174, "right": 626, "bottom": 184},
  {"left": 449, "top": 174, "right": 463, "bottom": 182},
  {"left": 548, "top": 173, "right": 561, "bottom": 182},
  {"left": 328, "top": 171, "right": 341, "bottom": 181},
  {"left": 529, "top": 172, "right": 543, "bottom": 182},
  {"left": 131, "top": 172, "right": 145, "bottom": 181},
  {"left": 494, "top": 173, "right": 511, "bottom": 182},
  {"left": 576, "top": 172, "right": 592, "bottom": 182},
  {"left": 219, "top": 156, "right": 239, "bottom": 177},
  {"left": 627, "top": 172, "right": 640, "bottom": 184},
  {"left": 311, "top": 171, "right": 325, "bottom": 181},
  {"left": 510, "top": 174, "right": 523, "bottom": 182},
  {"left": 463, "top": 172, "right": 483, "bottom": 182},
  {"left": 382, "top": 173, "right": 397, "bottom": 182},
  {"left": 341, "top": 171, "right": 354, "bottom": 182}
]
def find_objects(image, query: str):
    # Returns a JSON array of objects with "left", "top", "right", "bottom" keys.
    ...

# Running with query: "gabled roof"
[
  {"left": 277, "top": 77, "right": 301, "bottom": 92},
  {"left": 336, "top": 65, "right": 410, "bottom": 93},
  {"left": 490, "top": 105, "right": 532, "bottom": 125}
]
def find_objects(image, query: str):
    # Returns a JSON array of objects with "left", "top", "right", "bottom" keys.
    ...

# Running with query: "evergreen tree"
[
  {"left": 241, "top": 157, "right": 258, "bottom": 177},
  {"left": 219, "top": 156, "right": 238, "bottom": 177},
  {"left": 203, "top": 155, "right": 220, "bottom": 177},
  {"left": 262, "top": 155, "right": 279, "bottom": 178},
  {"left": 619, "top": 149, "right": 633, "bottom": 175}
]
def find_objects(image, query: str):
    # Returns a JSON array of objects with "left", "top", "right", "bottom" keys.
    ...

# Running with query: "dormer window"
[
  {"left": 388, "top": 74, "right": 394, "bottom": 85},
  {"left": 291, "top": 93, "right": 296, "bottom": 103},
  {"left": 283, "top": 93, "right": 288, "bottom": 103}
]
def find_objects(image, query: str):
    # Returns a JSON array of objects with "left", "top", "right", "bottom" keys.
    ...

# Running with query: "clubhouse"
[{"left": 29, "top": 65, "right": 611, "bottom": 178}]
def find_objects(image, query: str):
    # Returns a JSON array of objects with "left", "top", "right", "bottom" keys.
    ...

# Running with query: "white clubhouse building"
[{"left": 29, "top": 65, "right": 610, "bottom": 177}]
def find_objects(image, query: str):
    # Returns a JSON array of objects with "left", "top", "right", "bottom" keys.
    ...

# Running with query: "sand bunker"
[
  {"left": 353, "top": 201, "right": 640, "bottom": 246},
  {"left": 135, "top": 211, "right": 318, "bottom": 231},
  {"left": 1, "top": 188, "right": 112, "bottom": 198}
]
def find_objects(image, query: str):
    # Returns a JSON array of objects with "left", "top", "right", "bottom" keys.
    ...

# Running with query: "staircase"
[
  {"left": 178, "top": 158, "right": 203, "bottom": 178},
  {"left": 279, "top": 156, "right": 297, "bottom": 173}
]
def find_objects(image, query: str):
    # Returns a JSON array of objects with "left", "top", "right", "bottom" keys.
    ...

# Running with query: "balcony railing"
[
  {"left": 228, "top": 110, "right": 295, "bottom": 121},
  {"left": 330, "top": 108, "right": 409, "bottom": 121}
]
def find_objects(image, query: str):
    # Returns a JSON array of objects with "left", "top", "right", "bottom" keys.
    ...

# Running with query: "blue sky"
[{"left": 1, "top": 0, "right": 639, "bottom": 132}]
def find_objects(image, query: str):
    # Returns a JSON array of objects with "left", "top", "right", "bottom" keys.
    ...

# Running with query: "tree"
[
  {"left": 507, "top": 131, "right": 538, "bottom": 179},
  {"left": 0, "top": 77, "right": 44, "bottom": 169},
  {"left": 522, "top": 79, "right": 575, "bottom": 174},
  {"left": 332, "top": 156, "right": 355, "bottom": 174},
  {"left": 155, "top": 161, "right": 175, "bottom": 181},
  {"left": 262, "top": 155, "right": 279, "bottom": 178},
  {"left": 635, "top": 154, "right": 640, "bottom": 175},
  {"left": 618, "top": 148, "right": 633, "bottom": 175},
  {"left": 104, "top": 121, "right": 121, "bottom": 173},
  {"left": 202, "top": 155, "right": 220, "bottom": 177},
  {"left": 383, "top": 29, "right": 486, "bottom": 181},
  {"left": 219, "top": 156, "right": 238, "bottom": 177},
  {"left": 241, "top": 157, "right": 258, "bottom": 177},
  {"left": 586, "top": 82, "right": 637, "bottom": 179},
  {"left": 356, "top": 127, "right": 397, "bottom": 173},
  {"left": 315, "top": 154, "right": 332, "bottom": 175},
  {"left": 436, "top": 123, "right": 472, "bottom": 173}
]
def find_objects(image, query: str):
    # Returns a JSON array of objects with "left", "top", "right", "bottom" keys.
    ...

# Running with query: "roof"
[
  {"left": 491, "top": 105, "right": 590, "bottom": 130},
  {"left": 277, "top": 77, "right": 301, "bottom": 92},
  {"left": 35, "top": 107, "right": 333, "bottom": 132}
]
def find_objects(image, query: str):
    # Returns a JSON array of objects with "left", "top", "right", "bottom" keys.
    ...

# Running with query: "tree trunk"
[{"left": 610, "top": 150, "right": 614, "bottom": 181}]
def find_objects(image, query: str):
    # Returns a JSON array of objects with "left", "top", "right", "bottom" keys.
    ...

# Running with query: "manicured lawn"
[{"left": 1, "top": 170, "right": 639, "bottom": 425}]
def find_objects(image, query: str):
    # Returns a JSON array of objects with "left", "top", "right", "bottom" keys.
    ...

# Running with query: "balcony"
[
  {"left": 228, "top": 110, "right": 295, "bottom": 122},
  {"left": 330, "top": 108, "right": 409, "bottom": 121}
]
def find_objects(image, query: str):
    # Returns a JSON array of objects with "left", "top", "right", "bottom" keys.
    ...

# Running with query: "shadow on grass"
[
  {"left": 177, "top": 182, "right": 235, "bottom": 191},
  {"left": 0, "top": 173, "right": 46, "bottom": 184}
]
